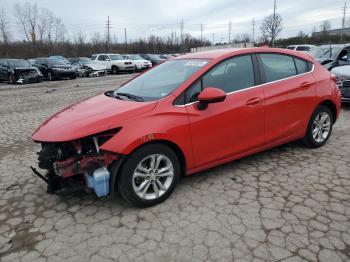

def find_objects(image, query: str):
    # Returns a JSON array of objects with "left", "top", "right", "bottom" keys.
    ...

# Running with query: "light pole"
[{"left": 272, "top": 0, "right": 277, "bottom": 47}]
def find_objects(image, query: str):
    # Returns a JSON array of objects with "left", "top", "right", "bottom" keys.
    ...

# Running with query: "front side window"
[
  {"left": 260, "top": 54, "right": 296, "bottom": 82},
  {"left": 296, "top": 46, "right": 310, "bottom": 51},
  {"left": 202, "top": 55, "right": 255, "bottom": 93},
  {"left": 114, "top": 59, "right": 208, "bottom": 101},
  {"left": 98, "top": 55, "right": 106, "bottom": 61}
]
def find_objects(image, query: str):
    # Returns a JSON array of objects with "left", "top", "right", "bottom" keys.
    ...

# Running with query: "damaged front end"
[
  {"left": 31, "top": 129, "right": 120, "bottom": 197},
  {"left": 14, "top": 67, "right": 43, "bottom": 84}
]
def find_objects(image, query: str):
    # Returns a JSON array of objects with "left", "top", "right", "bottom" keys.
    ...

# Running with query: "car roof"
[{"left": 174, "top": 47, "right": 315, "bottom": 62}]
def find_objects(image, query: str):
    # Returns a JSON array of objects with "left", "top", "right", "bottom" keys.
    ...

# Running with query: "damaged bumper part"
[{"left": 32, "top": 131, "right": 119, "bottom": 197}]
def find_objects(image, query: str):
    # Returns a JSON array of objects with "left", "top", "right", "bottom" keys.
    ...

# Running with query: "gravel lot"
[{"left": 0, "top": 75, "right": 349, "bottom": 262}]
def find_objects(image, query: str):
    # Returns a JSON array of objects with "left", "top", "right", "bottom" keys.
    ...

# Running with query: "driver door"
[{"left": 184, "top": 55, "right": 265, "bottom": 168}]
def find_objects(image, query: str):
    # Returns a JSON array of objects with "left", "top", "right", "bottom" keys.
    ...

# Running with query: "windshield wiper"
[{"left": 115, "top": 92, "right": 144, "bottom": 102}]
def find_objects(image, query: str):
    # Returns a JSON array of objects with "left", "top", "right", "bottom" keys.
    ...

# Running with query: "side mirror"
[{"left": 197, "top": 87, "right": 226, "bottom": 110}]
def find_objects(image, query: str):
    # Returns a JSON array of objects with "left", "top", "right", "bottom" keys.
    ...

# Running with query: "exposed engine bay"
[{"left": 31, "top": 129, "right": 119, "bottom": 197}]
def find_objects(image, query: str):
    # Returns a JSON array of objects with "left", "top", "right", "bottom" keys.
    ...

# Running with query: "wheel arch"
[
  {"left": 109, "top": 139, "right": 187, "bottom": 195},
  {"left": 318, "top": 99, "right": 337, "bottom": 123}
]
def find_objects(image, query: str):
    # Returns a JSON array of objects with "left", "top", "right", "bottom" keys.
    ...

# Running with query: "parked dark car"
[
  {"left": 312, "top": 44, "right": 350, "bottom": 70},
  {"left": 34, "top": 58, "right": 77, "bottom": 80},
  {"left": 68, "top": 57, "right": 107, "bottom": 77},
  {"left": 159, "top": 54, "right": 174, "bottom": 60},
  {"left": 0, "top": 59, "right": 43, "bottom": 84},
  {"left": 331, "top": 65, "right": 350, "bottom": 103},
  {"left": 139, "top": 54, "right": 166, "bottom": 66}
]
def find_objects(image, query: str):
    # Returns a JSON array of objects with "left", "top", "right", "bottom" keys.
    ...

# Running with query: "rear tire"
[
  {"left": 117, "top": 143, "right": 180, "bottom": 207},
  {"left": 302, "top": 105, "right": 333, "bottom": 148}
]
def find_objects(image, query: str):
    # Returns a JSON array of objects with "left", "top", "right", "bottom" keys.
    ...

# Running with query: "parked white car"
[
  {"left": 91, "top": 54, "right": 135, "bottom": 74},
  {"left": 122, "top": 54, "right": 152, "bottom": 71},
  {"left": 286, "top": 45, "right": 316, "bottom": 53}
]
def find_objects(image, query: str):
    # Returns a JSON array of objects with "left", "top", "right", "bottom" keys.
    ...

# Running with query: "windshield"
[
  {"left": 312, "top": 46, "right": 341, "bottom": 60},
  {"left": 8, "top": 60, "right": 31, "bottom": 67},
  {"left": 114, "top": 59, "right": 208, "bottom": 101},
  {"left": 128, "top": 55, "right": 144, "bottom": 60},
  {"left": 79, "top": 57, "right": 91, "bottom": 62},
  {"left": 47, "top": 59, "right": 70, "bottom": 66},
  {"left": 110, "top": 55, "right": 124, "bottom": 60}
]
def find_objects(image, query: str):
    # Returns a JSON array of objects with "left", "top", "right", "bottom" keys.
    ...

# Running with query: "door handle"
[
  {"left": 300, "top": 82, "right": 311, "bottom": 88},
  {"left": 246, "top": 97, "right": 261, "bottom": 106}
]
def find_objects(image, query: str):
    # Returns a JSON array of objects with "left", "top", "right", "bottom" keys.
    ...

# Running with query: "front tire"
[
  {"left": 47, "top": 71, "right": 53, "bottom": 81},
  {"left": 117, "top": 143, "right": 180, "bottom": 207},
  {"left": 302, "top": 105, "right": 333, "bottom": 148},
  {"left": 111, "top": 66, "right": 118, "bottom": 75},
  {"left": 9, "top": 74, "right": 16, "bottom": 84}
]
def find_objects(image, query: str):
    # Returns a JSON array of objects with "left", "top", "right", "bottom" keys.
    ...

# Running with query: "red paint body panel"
[{"left": 32, "top": 47, "right": 341, "bottom": 176}]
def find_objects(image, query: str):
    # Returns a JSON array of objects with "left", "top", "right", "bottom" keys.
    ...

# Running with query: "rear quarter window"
[
  {"left": 294, "top": 58, "right": 312, "bottom": 74},
  {"left": 260, "top": 53, "right": 297, "bottom": 82}
]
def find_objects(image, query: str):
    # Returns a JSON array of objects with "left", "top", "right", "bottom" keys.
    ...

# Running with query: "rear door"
[
  {"left": 257, "top": 53, "right": 315, "bottom": 144},
  {"left": 184, "top": 54, "right": 265, "bottom": 167}
]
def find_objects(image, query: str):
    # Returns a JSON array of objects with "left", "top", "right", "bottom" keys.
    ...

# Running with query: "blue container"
[{"left": 85, "top": 167, "right": 110, "bottom": 197}]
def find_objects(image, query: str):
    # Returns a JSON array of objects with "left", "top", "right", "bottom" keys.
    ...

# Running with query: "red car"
[{"left": 32, "top": 47, "right": 341, "bottom": 207}]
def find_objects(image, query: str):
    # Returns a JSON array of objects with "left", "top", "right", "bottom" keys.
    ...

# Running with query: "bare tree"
[
  {"left": 320, "top": 20, "right": 331, "bottom": 32},
  {"left": 260, "top": 13, "right": 283, "bottom": 43},
  {"left": 52, "top": 17, "right": 66, "bottom": 43},
  {"left": 0, "top": 8, "right": 10, "bottom": 44},
  {"left": 38, "top": 8, "right": 54, "bottom": 43},
  {"left": 14, "top": 2, "right": 39, "bottom": 43}
]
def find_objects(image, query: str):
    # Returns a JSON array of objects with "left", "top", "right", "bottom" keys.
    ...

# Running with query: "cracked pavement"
[{"left": 0, "top": 75, "right": 349, "bottom": 262}]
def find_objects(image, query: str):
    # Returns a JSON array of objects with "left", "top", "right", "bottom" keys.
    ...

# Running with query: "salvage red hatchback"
[{"left": 32, "top": 47, "right": 341, "bottom": 207}]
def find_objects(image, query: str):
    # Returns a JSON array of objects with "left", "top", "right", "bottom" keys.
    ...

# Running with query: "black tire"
[
  {"left": 116, "top": 143, "right": 181, "bottom": 207},
  {"left": 9, "top": 74, "right": 16, "bottom": 84},
  {"left": 302, "top": 105, "right": 333, "bottom": 148},
  {"left": 47, "top": 71, "right": 53, "bottom": 81},
  {"left": 111, "top": 66, "right": 118, "bottom": 75},
  {"left": 70, "top": 75, "right": 76, "bottom": 79}
]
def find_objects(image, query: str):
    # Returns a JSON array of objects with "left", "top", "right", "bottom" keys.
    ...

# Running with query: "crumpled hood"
[
  {"left": 331, "top": 65, "right": 350, "bottom": 78},
  {"left": 32, "top": 93, "right": 157, "bottom": 142}
]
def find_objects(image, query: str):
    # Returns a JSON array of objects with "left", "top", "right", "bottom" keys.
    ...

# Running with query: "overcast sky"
[{"left": 0, "top": 0, "right": 347, "bottom": 43}]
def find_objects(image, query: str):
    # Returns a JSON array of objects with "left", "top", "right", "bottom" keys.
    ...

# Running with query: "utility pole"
[
  {"left": 228, "top": 19, "right": 232, "bottom": 43},
  {"left": 212, "top": 32, "right": 215, "bottom": 45},
  {"left": 200, "top": 23, "right": 203, "bottom": 44},
  {"left": 272, "top": 0, "right": 277, "bottom": 47},
  {"left": 105, "top": 16, "right": 111, "bottom": 51},
  {"left": 124, "top": 27, "right": 127, "bottom": 45},
  {"left": 252, "top": 18, "right": 255, "bottom": 44},
  {"left": 180, "top": 20, "right": 184, "bottom": 44},
  {"left": 341, "top": 1, "right": 347, "bottom": 41}
]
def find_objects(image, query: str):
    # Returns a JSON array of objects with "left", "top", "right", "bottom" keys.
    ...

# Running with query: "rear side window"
[
  {"left": 296, "top": 46, "right": 310, "bottom": 51},
  {"left": 260, "top": 54, "right": 296, "bottom": 82},
  {"left": 295, "top": 58, "right": 311, "bottom": 74},
  {"left": 91, "top": 55, "right": 97, "bottom": 60},
  {"left": 202, "top": 55, "right": 255, "bottom": 93},
  {"left": 98, "top": 55, "right": 105, "bottom": 61}
]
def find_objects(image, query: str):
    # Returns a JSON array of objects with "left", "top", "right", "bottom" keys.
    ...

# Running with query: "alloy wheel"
[
  {"left": 312, "top": 112, "right": 331, "bottom": 143},
  {"left": 132, "top": 154, "right": 174, "bottom": 200}
]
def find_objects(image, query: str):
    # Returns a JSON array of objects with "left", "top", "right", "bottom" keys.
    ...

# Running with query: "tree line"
[{"left": 0, "top": 2, "right": 348, "bottom": 59}]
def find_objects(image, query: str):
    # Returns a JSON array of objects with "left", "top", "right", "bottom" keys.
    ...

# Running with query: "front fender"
[{"left": 99, "top": 101, "right": 194, "bottom": 170}]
